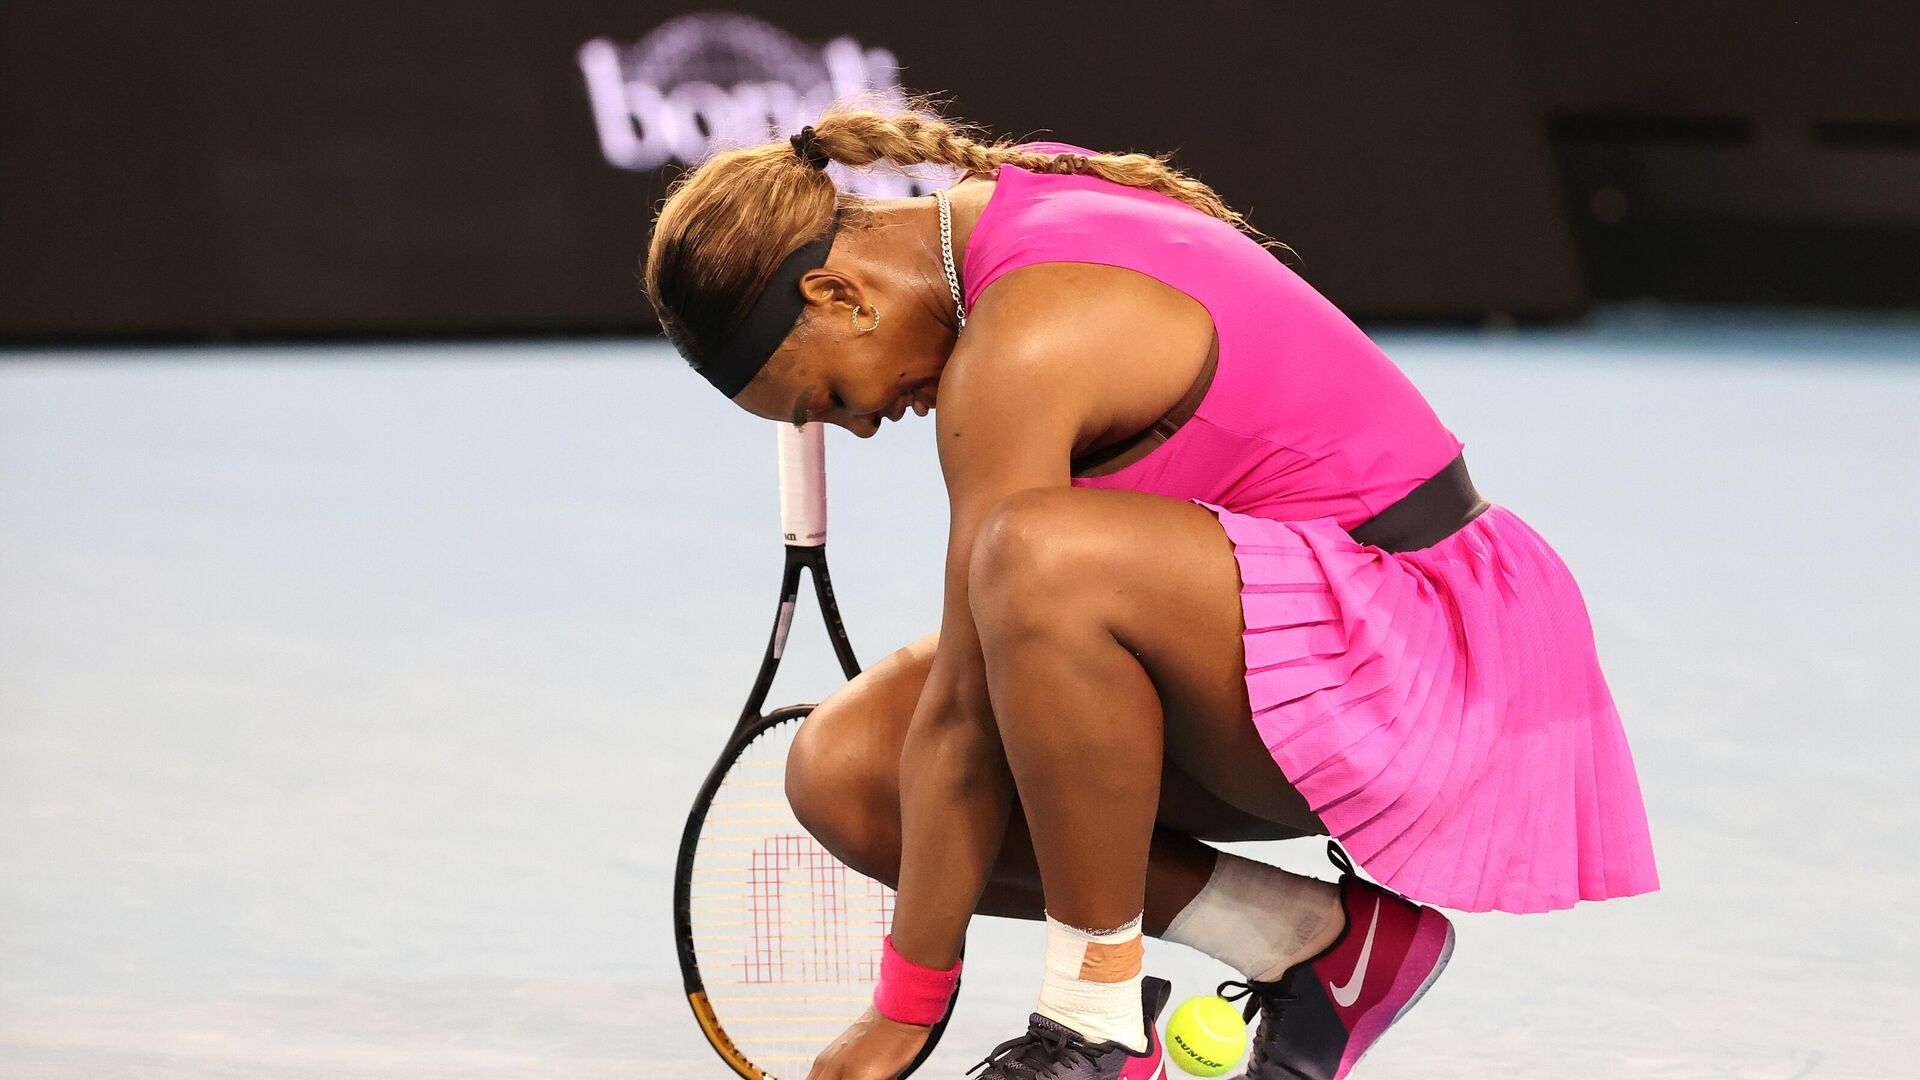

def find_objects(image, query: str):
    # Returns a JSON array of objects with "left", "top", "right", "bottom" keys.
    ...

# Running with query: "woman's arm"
[{"left": 885, "top": 345, "right": 1079, "bottom": 967}]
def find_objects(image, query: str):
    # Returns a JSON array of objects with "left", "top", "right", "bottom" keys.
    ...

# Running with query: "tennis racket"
[{"left": 673, "top": 423, "right": 953, "bottom": 1079}]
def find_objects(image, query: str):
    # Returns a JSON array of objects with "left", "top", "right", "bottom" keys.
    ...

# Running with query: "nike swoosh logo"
[{"left": 1329, "top": 898, "right": 1381, "bottom": 1008}]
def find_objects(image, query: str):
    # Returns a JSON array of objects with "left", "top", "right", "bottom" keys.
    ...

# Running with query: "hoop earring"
[{"left": 851, "top": 303, "right": 882, "bottom": 333}]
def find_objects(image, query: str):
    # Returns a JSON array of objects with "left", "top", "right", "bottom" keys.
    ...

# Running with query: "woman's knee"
[
  {"left": 782, "top": 639, "right": 930, "bottom": 882},
  {"left": 968, "top": 488, "right": 1099, "bottom": 638},
  {"left": 785, "top": 698, "right": 901, "bottom": 882}
]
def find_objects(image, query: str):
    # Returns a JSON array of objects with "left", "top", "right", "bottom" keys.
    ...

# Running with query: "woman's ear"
[{"left": 798, "top": 268, "right": 861, "bottom": 312}]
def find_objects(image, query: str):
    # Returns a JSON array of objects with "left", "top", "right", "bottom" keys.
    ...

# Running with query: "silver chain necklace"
[{"left": 935, "top": 188, "right": 968, "bottom": 331}]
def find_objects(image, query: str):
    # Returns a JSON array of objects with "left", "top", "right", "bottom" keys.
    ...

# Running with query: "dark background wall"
[
  {"left": 1, "top": 2, "right": 1913, "bottom": 343},
  {"left": 1515, "top": 2, "right": 1920, "bottom": 307}
]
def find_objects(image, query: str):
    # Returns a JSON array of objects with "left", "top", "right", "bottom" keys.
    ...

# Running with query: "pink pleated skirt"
[{"left": 1208, "top": 501, "right": 1658, "bottom": 914}]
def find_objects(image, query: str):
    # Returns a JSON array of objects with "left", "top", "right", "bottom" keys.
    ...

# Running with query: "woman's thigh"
[{"left": 968, "top": 487, "right": 1325, "bottom": 834}]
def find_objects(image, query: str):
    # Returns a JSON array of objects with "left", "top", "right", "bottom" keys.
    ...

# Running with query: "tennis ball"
[{"left": 1165, "top": 994, "right": 1249, "bottom": 1077}]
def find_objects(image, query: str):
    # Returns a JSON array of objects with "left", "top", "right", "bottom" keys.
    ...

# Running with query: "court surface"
[{"left": 3, "top": 308, "right": 1915, "bottom": 1079}]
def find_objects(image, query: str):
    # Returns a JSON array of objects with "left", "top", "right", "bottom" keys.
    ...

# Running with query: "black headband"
[{"left": 689, "top": 217, "right": 841, "bottom": 398}]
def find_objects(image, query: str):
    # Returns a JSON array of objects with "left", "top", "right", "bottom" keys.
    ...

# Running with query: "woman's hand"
[{"left": 806, "top": 1008, "right": 931, "bottom": 1080}]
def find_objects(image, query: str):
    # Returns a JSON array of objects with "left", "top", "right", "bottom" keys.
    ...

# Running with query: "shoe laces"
[
  {"left": 967, "top": 1022, "right": 1101, "bottom": 1079},
  {"left": 1218, "top": 979, "right": 1296, "bottom": 1076}
]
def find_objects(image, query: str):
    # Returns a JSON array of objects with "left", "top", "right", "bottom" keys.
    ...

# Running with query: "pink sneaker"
[
  {"left": 968, "top": 976, "right": 1170, "bottom": 1079},
  {"left": 1219, "top": 844, "right": 1454, "bottom": 1079}
]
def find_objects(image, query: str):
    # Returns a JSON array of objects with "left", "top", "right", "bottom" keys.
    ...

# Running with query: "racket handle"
[{"left": 777, "top": 423, "right": 827, "bottom": 547}]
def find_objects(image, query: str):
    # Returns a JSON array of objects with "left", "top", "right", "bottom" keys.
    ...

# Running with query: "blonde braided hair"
[{"left": 645, "top": 104, "right": 1280, "bottom": 368}]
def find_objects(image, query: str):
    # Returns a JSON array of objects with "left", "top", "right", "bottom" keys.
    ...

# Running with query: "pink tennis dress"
[{"left": 962, "top": 151, "right": 1658, "bottom": 914}]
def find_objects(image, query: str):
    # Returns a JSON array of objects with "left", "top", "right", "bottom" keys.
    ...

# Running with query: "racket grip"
[{"left": 776, "top": 423, "right": 827, "bottom": 547}]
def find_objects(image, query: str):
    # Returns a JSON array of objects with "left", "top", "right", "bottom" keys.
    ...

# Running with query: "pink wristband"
[{"left": 873, "top": 935, "right": 962, "bottom": 1026}]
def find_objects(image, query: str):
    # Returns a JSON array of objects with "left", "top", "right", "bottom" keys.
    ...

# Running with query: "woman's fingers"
[{"left": 805, "top": 1008, "right": 930, "bottom": 1080}]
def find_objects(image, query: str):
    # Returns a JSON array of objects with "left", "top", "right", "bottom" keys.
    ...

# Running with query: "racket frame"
[{"left": 672, "top": 425, "right": 952, "bottom": 1079}]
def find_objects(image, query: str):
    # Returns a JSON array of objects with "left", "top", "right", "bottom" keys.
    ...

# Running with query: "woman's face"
[{"left": 730, "top": 269, "right": 950, "bottom": 438}]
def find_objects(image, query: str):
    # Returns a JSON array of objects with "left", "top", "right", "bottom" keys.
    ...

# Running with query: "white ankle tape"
[{"left": 1036, "top": 913, "right": 1148, "bottom": 1052}]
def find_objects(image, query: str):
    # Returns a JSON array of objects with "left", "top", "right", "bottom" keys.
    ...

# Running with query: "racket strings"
[{"left": 689, "top": 720, "right": 898, "bottom": 1072}]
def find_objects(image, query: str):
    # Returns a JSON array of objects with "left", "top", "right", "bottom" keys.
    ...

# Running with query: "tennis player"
[{"left": 644, "top": 109, "right": 1658, "bottom": 1080}]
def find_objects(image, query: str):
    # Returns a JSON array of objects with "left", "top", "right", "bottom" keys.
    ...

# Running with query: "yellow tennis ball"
[{"left": 1165, "top": 994, "right": 1249, "bottom": 1077}]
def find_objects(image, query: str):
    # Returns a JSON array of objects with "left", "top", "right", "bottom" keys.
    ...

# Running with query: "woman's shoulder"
[{"left": 960, "top": 153, "right": 1166, "bottom": 305}]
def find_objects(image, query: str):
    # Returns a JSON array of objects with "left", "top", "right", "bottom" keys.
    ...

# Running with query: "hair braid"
[{"left": 806, "top": 107, "right": 1282, "bottom": 248}]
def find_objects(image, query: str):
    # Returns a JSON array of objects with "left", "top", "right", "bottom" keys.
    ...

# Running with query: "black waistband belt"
[{"left": 1347, "top": 453, "right": 1489, "bottom": 553}]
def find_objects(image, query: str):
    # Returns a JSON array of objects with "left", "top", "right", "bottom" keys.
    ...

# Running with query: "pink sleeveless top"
[{"left": 963, "top": 149, "right": 1463, "bottom": 529}]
